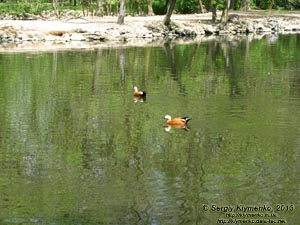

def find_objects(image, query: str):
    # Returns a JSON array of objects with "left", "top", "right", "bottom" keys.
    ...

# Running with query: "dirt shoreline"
[{"left": 1, "top": 11, "right": 300, "bottom": 51}]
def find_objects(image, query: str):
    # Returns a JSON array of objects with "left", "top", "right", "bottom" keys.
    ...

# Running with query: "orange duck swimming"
[
  {"left": 133, "top": 86, "right": 146, "bottom": 97},
  {"left": 164, "top": 115, "right": 192, "bottom": 131},
  {"left": 133, "top": 86, "right": 146, "bottom": 102}
]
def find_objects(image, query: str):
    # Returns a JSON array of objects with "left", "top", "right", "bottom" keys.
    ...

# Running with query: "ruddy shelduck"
[
  {"left": 164, "top": 115, "right": 192, "bottom": 131},
  {"left": 133, "top": 86, "right": 146, "bottom": 97}
]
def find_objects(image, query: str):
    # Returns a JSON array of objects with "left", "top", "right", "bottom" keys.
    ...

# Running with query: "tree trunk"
[
  {"left": 117, "top": 0, "right": 126, "bottom": 24},
  {"left": 163, "top": 0, "right": 176, "bottom": 26},
  {"left": 82, "top": 0, "right": 89, "bottom": 16},
  {"left": 221, "top": 0, "right": 231, "bottom": 23},
  {"left": 52, "top": 0, "right": 60, "bottom": 17},
  {"left": 104, "top": 0, "right": 111, "bottom": 15},
  {"left": 198, "top": 0, "right": 205, "bottom": 13},
  {"left": 69, "top": 0, "right": 76, "bottom": 6},
  {"left": 230, "top": 0, "right": 236, "bottom": 9},
  {"left": 211, "top": 0, "right": 217, "bottom": 23},
  {"left": 240, "top": 0, "right": 250, "bottom": 10},
  {"left": 163, "top": 0, "right": 169, "bottom": 14},
  {"left": 96, "top": 0, "right": 103, "bottom": 16},
  {"left": 136, "top": 0, "right": 142, "bottom": 15},
  {"left": 147, "top": 0, "right": 154, "bottom": 16}
]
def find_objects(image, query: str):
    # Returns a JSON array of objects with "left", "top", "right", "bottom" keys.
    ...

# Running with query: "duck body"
[
  {"left": 164, "top": 115, "right": 191, "bottom": 126},
  {"left": 133, "top": 86, "right": 146, "bottom": 97}
]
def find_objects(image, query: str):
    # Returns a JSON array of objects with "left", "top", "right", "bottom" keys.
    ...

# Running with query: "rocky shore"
[{"left": 0, "top": 10, "right": 300, "bottom": 50}]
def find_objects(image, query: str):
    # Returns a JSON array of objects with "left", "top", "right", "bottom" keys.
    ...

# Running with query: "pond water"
[{"left": 0, "top": 34, "right": 299, "bottom": 225}]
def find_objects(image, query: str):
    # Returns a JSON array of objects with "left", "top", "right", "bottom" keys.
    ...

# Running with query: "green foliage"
[
  {"left": 289, "top": 0, "right": 300, "bottom": 8},
  {"left": 252, "top": 0, "right": 299, "bottom": 9},
  {"left": 0, "top": 2, "right": 51, "bottom": 16},
  {"left": 0, "top": 0, "right": 299, "bottom": 17},
  {"left": 140, "top": 1, "right": 149, "bottom": 14},
  {"left": 176, "top": 0, "right": 199, "bottom": 13},
  {"left": 278, "top": 0, "right": 299, "bottom": 9},
  {"left": 250, "top": 0, "right": 257, "bottom": 8},
  {"left": 233, "top": 0, "right": 241, "bottom": 9},
  {"left": 256, "top": 0, "right": 270, "bottom": 9},
  {"left": 152, "top": 0, "right": 166, "bottom": 15}
]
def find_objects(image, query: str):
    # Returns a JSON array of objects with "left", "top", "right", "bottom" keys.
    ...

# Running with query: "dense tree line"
[{"left": 0, "top": 0, "right": 299, "bottom": 18}]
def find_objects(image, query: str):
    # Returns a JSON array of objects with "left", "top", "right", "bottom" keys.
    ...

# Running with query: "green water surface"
[{"left": 0, "top": 34, "right": 299, "bottom": 225}]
